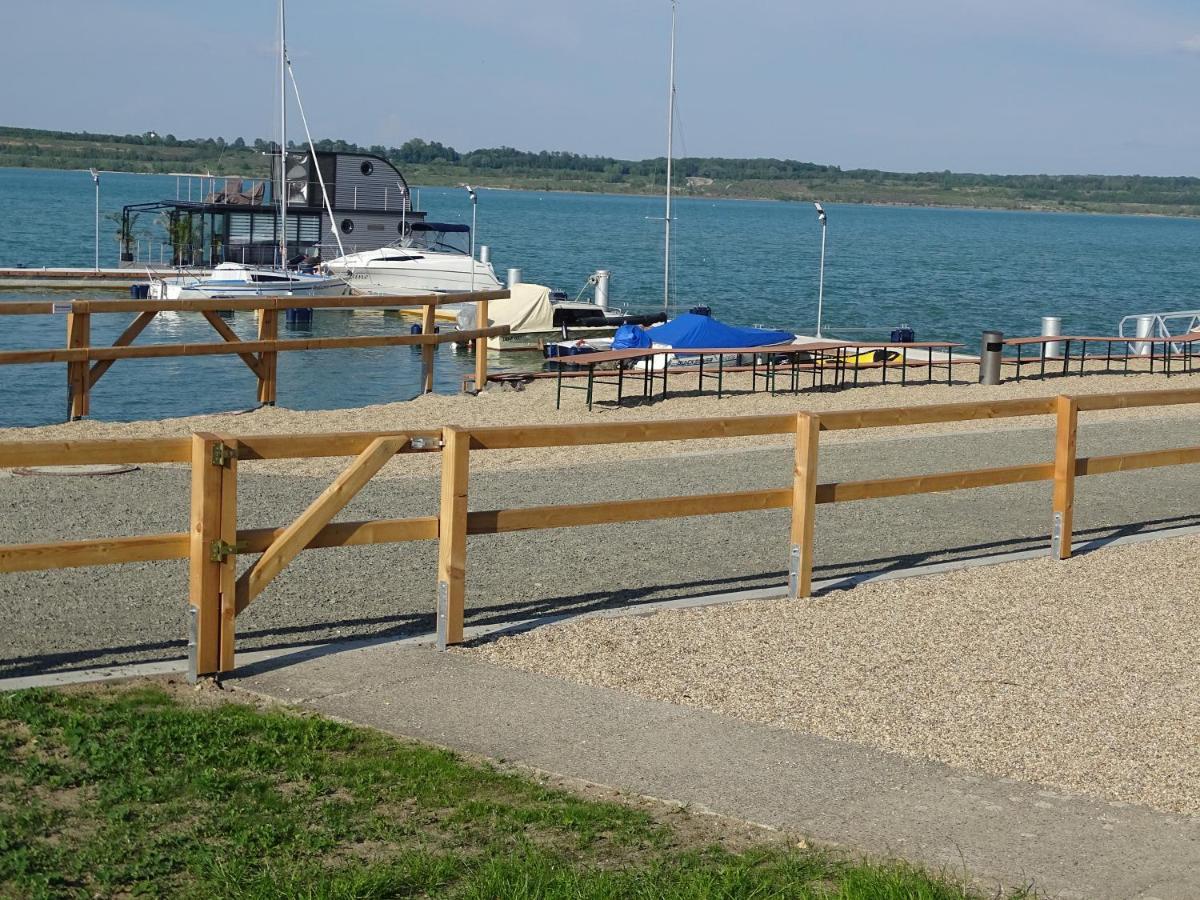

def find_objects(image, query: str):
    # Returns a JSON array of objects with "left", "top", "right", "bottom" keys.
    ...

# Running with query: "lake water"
[{"left": 2, "top": 166, "right": 1199, "bottom": 427}]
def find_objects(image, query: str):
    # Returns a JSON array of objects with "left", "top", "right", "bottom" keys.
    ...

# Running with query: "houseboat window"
[
  {"left": 251, "top": 214, "right": 276, "bottom": 243},
  {"left": 341, "top": 218, "right": 355, "bottom": 234},
  {"left": 360, "top": 160, "right": 374, "bottom": 176},
  {"left": 229, "top": 213, "right": 252, "bottom": 243},
  {"left": 285, "top": 216, "right": 322, "bottom": 241}
]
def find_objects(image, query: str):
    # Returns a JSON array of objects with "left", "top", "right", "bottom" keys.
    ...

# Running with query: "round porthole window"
[
  {"left": 340, "top": 218, "right": 354, "bottom": 234},
  {"left": 360, "top": 160, "right": 374, "bottom": 176}
]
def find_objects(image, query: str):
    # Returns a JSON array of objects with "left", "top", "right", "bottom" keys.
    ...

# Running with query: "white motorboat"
[
  {"left": 324, "top": 223, "right": 502, "bottom": 296},
  {"left": 149, "top": 262, "right": 349, "bottom": 300}
]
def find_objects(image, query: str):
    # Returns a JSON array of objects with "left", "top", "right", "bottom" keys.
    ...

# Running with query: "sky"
[{"left": 4, "top": 0, "right": 1200, "bottom": 176}]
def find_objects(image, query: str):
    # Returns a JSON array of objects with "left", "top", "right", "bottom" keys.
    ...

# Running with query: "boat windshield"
[{"left": 401, "top": 223, "right": 471, "bottom": 255}]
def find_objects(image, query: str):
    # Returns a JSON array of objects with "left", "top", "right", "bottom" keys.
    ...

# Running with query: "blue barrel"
[
  {"left": 410, "top": 323, "right": 422, "bottom": 335},
  {"left": 890, "top": 326, "right": 915, "bottom": 343},
  {"left": 129, "top": 283, "right": 150, "bottom": 299},
  {"left": 286, "top": 307, "right": 313, "bottom": 325}
]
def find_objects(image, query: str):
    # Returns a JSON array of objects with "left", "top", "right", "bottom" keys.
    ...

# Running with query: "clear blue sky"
[{"left": 5, "top": 0, "right": 1200, "bottom": 176}]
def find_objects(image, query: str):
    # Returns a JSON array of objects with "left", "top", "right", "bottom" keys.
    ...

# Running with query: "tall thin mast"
[
  {"left": 663, "top": 0, "right": 677, "bottom": 312},
  {"left": 278, "top": 0, "right": 288, "bottom": 268}
]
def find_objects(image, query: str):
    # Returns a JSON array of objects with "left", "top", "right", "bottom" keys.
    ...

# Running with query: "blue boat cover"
[
  {"left": 612, "top": 323, "right": 652, "bottom": 350},
  {"left": 645, "top": 313, "right": 793, "bottom": 349}
]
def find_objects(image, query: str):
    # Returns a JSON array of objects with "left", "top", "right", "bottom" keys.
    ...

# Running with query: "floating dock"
[{"left": 0, "top": 267, "right": 208, "bottom": 290}]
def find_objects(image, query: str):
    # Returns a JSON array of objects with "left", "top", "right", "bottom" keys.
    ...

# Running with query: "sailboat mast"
[
  {"left": 663, "top": 0, "right": 677, "bottom": 312},
  {"left": 278, "top": 0, "right": 288, "bottom": 268}
]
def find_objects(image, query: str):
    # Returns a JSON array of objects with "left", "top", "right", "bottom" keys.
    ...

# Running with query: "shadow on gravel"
[{"left": 6, "top": 513, "right": 1198, "bottom": 681}]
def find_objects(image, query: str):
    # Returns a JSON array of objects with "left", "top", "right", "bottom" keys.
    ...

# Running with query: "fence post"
[
  {"left": 66, "top": 306, "right": 91, "bottom": 420},
  {"left": 257, "top": 307, "right": 279, "bottom": 406},
  {"left": 436, "top": 426, "right": 469, "bottom": 648},
  {"left": 216, "top": 435, "right": 239, "bottom": 673},
  {"left": 789, "top": 412, "right": 820, "bottom": 598},
  {"left": 1051, "top": 395, "right": 1078, "bottom": 560},
  {"left": 421, "top": 303, "right": 437, "bottom": 394},
  {"left": 474, "top": 298, "right": 489, "bottom": 392},
  {"left": 188, "top": 432, "right": 238, "bottom": 680}
]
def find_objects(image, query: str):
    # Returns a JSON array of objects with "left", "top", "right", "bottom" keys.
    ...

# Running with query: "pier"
[{"left": 0, "top": 289, "right": 508, "bottom": 419}]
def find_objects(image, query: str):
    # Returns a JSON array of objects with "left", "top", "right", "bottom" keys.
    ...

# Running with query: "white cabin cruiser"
[
  {"left": 149, "top": 262, "right": 349, "bottom": 300},
  {"left": 324, "top": 223, "right": 502, "bottom": 296}
]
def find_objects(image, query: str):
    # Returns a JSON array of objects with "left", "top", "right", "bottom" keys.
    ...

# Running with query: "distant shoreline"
[{"left": 3, "top": 161, "right": 1199, "bottom": 222}]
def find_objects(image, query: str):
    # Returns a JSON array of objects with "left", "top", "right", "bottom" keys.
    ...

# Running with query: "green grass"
[{"left": 0, "top": 684, "right": 1024, "bottom": 899}]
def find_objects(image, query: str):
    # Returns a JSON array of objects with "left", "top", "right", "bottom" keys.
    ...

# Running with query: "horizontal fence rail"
[
  {"left": 1, "top": 387, "right": 1198, "bottom": 678},
  {"left": 0, "top": 291, "right": 507, "bottom": 420}
]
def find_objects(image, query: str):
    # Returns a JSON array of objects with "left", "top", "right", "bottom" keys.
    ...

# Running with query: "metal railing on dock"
[{"left": 0, "top": 290, "right": 509, "bottom": 419}]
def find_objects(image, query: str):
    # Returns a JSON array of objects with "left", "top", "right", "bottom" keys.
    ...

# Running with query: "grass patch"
[{"left": 0, "top": 682, "right": 1025, "bottom": 898}]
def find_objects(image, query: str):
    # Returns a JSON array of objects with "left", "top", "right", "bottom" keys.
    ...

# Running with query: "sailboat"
[{"left": 150, "top": 0, "right": 348, "bottom": 300}]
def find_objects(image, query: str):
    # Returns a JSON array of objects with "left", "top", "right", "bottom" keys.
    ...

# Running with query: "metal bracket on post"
[
  {"left": 409, "top": 436, "right": 443, "bottom": 451},
  {"left": 788, "top": 545, "right": 801, "bottom": 597},
  {"left": 209, "top": 539, "right": 246, "bottom": 563},
  {"left": 435, "top": 581, "right": 449, "bottom": 651},
  {"left": 186, "top": 606, "right": 199, "bottom": 684},
  {"left": 211, "top": 442, "right": 237, "bottom": 467},
  {"left": 1051, "top": 513, "right": 1063, "bottom": 558}
]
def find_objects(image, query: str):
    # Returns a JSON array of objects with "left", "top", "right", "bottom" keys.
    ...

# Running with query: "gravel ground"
[
  {"left": 0, "top": 366, "right": 1195, "bottom": 480},
  {"left": 472, "top": 533, "right": 1200, "bottom": 817},
  {"left": 3, "top": 368, "right": 1197, "bottom": 679},
  {"left": 2, "top": 412, "right": 1197, "bottom": 679}
]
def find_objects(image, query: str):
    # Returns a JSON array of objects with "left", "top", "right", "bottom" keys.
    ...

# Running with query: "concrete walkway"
[{"left": 231, "top": 640, "right": 1200, "bottom": 900}]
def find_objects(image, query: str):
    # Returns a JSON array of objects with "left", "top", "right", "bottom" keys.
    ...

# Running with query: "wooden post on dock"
[
  {"left": 436, "top": 426, "right": 470, "bottom": 648},
  {"left": 1051, "top": 395, "right": 1078, "bottom": 560},
  {"left": 789, "top": 412, "right": 820, "bottom": 598},
  {"left": 66, "top": 307, "right": 90, "bottom": 420},
  {"left": 188, "top": 432, "right": 239, "bottom": 679},
  {"left": 474, "top": 299, "right": 489, "bottom": 392},
  {"left": 421, "top": 304, "right": 437, "bottom": 394},
  {"left": 257, "top": 308, "right": 279, "bottom": 405}
]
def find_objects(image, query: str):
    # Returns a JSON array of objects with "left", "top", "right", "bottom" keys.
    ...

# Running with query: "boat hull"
[
  {"left": 151, "top": 276, "right": 350, "bottom": 300},
  {"left": 326, "top": 258, "right": 502, "bottom": 297}
]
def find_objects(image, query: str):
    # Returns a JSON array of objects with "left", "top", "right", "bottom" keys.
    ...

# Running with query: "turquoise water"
[{"left": 2, "top": 167, "right": 1200, "bottom": 427}]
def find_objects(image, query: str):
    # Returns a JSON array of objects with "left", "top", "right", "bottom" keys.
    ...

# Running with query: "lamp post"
[
  {"left": 814, "top": 201, "right": 827, "bottom": 338},
  {"left": 90, "top": 168, "right": 101, "bottom": 271},
  {"left": 465, "top": 184, "right": 477, "bottom": 293}
]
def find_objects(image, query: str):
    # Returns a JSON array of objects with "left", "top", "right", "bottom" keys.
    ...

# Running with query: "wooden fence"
[
  {"left": 1, "top": 386, "right": 1199, "bottom": 679},
  {"left": 0, "top": 290, "right": 510, "bottom": 420}
]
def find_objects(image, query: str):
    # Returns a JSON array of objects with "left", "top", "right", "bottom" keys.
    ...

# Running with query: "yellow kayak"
[{"left": 818, "top": 349, "right": 902, "bottom": 368}]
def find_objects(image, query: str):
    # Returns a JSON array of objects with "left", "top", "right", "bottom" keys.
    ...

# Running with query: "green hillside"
[{"left": 4, "top": 125, "right": 1200, "bottom": 217}]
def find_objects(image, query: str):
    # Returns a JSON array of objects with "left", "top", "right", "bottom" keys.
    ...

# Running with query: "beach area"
[
  {"left": 1, "top": 363, "right": 1195, "bottom": 477},
  {"left": 2, "top": 367, "right": 1198, "bottom": 682}
]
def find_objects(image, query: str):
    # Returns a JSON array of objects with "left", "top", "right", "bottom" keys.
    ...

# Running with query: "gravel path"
[
  {"left": 473, "top": 534, "right": 1200, "bottom": 818},
  {"left": 2, "top": 411, "right": 1197, "bottom": 678}
]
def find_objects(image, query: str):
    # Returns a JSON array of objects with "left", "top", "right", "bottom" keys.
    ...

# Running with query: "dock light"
[
  {"left": 90, "top": 168, "right": 101, "bottom": 272},
  {"left": 465, "top": 184, "right": 478, "bottom": 292},
  {"left": 814, "top": 201, "right": 827, "bottom": 338}
]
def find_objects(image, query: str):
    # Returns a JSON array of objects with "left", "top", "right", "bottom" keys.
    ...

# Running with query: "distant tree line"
[{"left": 4, "top": 125, "right": 1200, "bottom": 211}]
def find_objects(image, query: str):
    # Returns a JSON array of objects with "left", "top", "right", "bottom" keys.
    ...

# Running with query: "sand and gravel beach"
[
  {"left": 1, "top": 365, "right": 1195, "bottom": 479},
  {"left": 472, "top": 532, "right": 1200, "bottom": 817},
  {"left": 3, "top": 369, "right": 1199, "bottom": 803}
]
